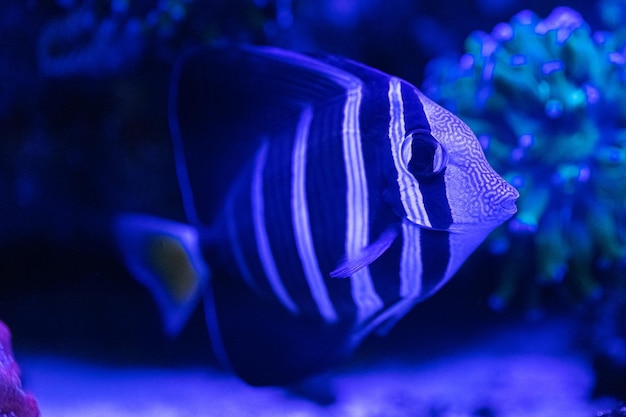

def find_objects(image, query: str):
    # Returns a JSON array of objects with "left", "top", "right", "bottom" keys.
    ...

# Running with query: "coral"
[
  {"left": 422, "top": 7, "right": 626, "bottom": 310},
  {"left": 37, "top": 0, "right": 192, "bottom": 77},
  {"left": 37, "top": 8, "right": 143, "bottom": 77},
  {"left": 0, "top": 320, "right": 40, "bottom": 417},
  {"left": 599, "top": 0, "right": 626, "bottom": 32},
  {"left": 36, "top": 0, "right": 296, "bottom": 78}
]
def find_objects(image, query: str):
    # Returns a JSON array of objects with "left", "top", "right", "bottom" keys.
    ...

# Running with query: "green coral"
[{"left": 423, "top": 7, "right": 626, "bottom": 311}]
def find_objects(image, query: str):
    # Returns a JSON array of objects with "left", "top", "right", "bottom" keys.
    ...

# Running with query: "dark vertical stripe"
[
  {"left": 252, "top": 141, "right": 299, "bottom": 313},
  {"left": 305, "top": 101, "right": 355, "bottom": 317},
  {"left": 263, "top": 128, "right": 321, "bottom": 315},
  {"left": 419, "top": 228, "right": 450, "bottom": 295},
  {"left": 368, "top": 231, "right": 403, "bottom": 305},
  {"left": 340, "top": 59, "right": 405, "bottom": 308},
  {"left": 413, "top": 174, "right": 453, "bottom": 229},
  {"left": 221, "top": 164, "right": 274, "bottom": 297},
  {"left": 400, "top": 82, "right": 453, "bottom": 229},
  {"left": 291, "top": 107, "right": 338, "bottom": 322},
  {"left": 317, "top": 56, "right": 411, "bottom": 313}
]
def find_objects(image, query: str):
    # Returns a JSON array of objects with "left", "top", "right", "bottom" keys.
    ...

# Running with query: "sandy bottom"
[{"left": 21, "top": 318, "right": 618, "bottom": 417}]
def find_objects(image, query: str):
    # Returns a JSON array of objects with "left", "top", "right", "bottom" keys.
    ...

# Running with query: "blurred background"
[{"left": 1, "top": 0, "right": 625, "bottom": 415}]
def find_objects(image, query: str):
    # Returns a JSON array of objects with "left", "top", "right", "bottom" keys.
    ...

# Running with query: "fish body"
[{"left": 116, "top": 45, "right": 518, "bottom": 385}]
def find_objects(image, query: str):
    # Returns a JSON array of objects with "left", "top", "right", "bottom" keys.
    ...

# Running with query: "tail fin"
[{"left": 115, "top": 213, "right": 209, "bottom": 337}]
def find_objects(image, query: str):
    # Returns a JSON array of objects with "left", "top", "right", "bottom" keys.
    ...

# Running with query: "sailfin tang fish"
[{"left": 115, "top": 45, "right": 518, "bottom": 386}]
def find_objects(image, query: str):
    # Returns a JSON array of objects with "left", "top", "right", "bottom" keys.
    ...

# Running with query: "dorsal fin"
[{"left": 168, "top": 45, "right": 363, "bottom": 226}]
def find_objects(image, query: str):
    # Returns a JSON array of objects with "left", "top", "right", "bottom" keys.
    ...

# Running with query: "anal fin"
[{"left": 209, "top": 264, "right": 355, "bottom": 386}]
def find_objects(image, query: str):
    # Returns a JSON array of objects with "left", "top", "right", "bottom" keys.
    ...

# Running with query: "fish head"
[
  {"left": 386, "top": 88, "right": 519, "bottom": 285},
  {"left": 400, "top": 90, "right": 518, "bottom": 234}
]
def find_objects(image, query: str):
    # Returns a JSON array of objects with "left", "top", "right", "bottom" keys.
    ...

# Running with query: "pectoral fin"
[{"left": 330, "top": 227, "right": 399, "bottom": 278}]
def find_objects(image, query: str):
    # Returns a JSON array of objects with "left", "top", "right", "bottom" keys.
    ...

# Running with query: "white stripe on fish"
[
  {"left": 253, "top": 140, "right": 299, "bottom": 314},
  {"left": 291, "top": 107, "right": 337, "bottom": 322}
]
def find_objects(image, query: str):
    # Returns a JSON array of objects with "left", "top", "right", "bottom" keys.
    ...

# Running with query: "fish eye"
[{"left": 404, "top": 130, "right": 448, "bottom": 177}]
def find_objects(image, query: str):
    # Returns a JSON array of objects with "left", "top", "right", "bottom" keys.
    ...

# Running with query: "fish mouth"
[
  {"left": 500, "top": 185, "right": 520, "bottom": 216},
  {"left": 500, "top": 197, "right": 518, "bottom": 215}
]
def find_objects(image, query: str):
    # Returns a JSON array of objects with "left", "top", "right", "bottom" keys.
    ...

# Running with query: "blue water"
[{"left": 1, "top": 0, "right": 624, "bottom": 415}]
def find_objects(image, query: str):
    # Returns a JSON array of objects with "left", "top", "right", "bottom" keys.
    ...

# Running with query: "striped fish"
[{"left": 116, "top": 45, "right": 518, "bottom": 386}]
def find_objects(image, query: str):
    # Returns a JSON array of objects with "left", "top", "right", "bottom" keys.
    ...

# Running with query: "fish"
[{"left": 115, "top": 45, "right": 519, "bottom": 386}]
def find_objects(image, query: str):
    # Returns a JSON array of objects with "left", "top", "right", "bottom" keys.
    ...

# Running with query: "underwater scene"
[{"left": 2, "top": 0, "right": 626, "bottom": 416}]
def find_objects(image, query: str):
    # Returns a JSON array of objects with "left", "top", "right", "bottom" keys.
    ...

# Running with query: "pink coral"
[{"left": 0, "top": 321, "right": 39, "bottom": 417}]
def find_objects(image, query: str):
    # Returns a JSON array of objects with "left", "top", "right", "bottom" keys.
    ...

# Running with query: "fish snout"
[
  {"left": 499, "top": 182, "right": 519, "bottom": 216},
  {"left": 470, "top": 175, "right": 520, "bottom": 226}
]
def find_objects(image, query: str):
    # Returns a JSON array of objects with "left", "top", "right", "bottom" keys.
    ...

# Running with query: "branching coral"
[
  {"left": 37, "top": 5, "right": 145, "bottom": 77},
  {"left": 37, "top": 0, "right": 193, "bottom": 77},
  {"left": 423, "top": 7, "right": 626, "bottom": 311},
  {"left": 36, "top": 0, "right": 295, "bottom": 78}
]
